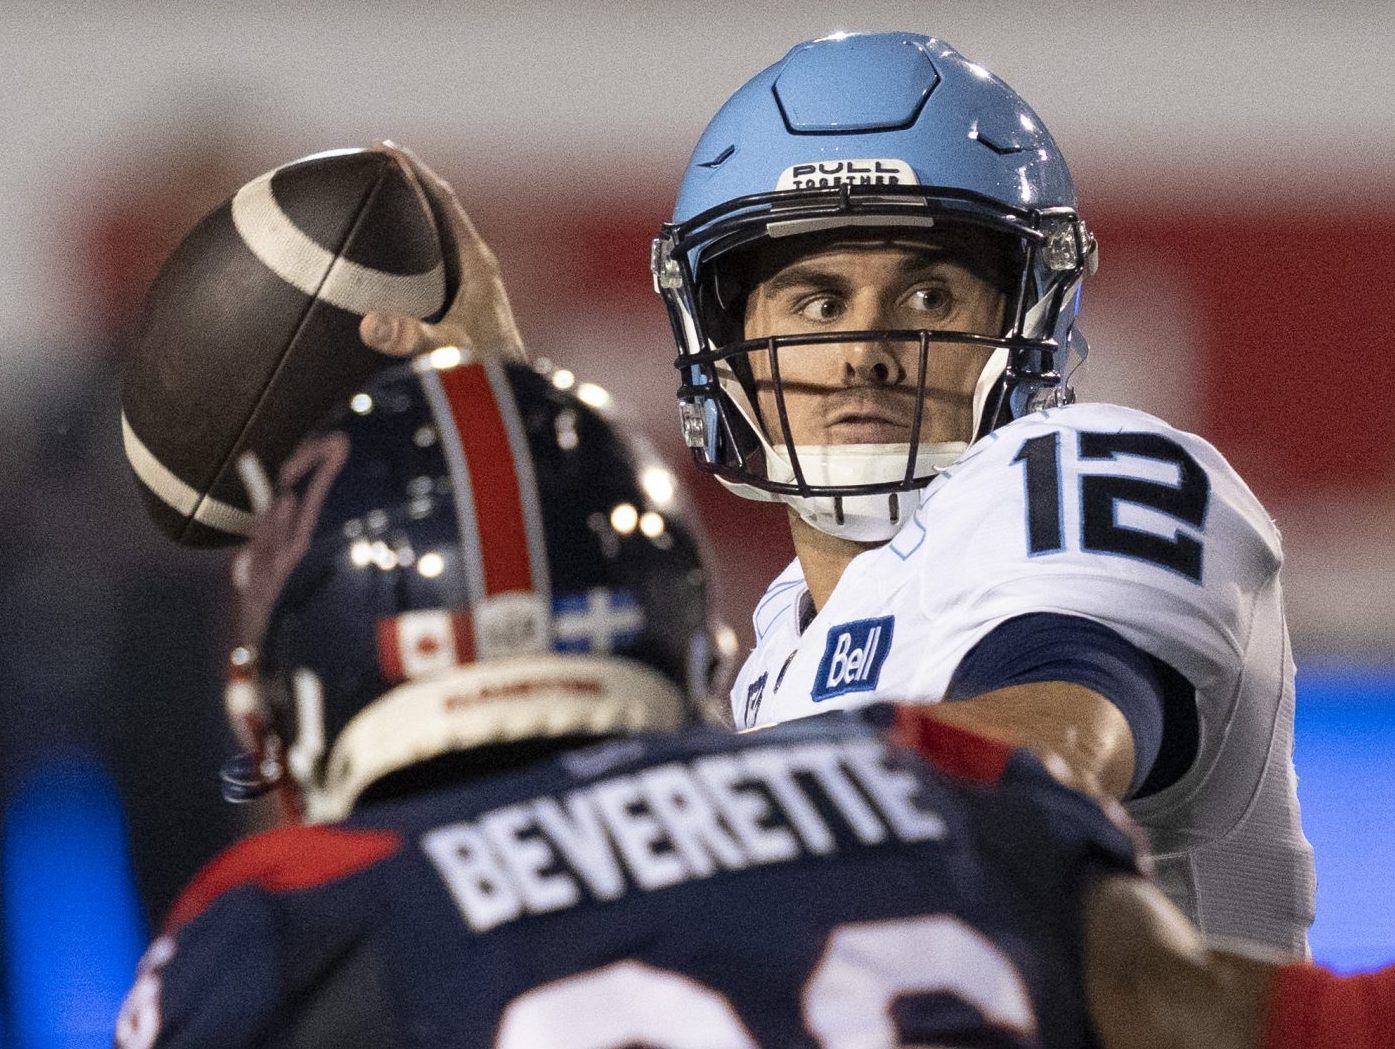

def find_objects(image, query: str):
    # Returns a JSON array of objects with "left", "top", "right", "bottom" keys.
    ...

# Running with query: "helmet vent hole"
[{"left": 969, "top": 128, "right": 1027, "bottom": 156}]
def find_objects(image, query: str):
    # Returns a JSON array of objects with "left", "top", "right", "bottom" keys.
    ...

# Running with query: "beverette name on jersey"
[{"left": 423, "top": 736, "right": 947, "bottom": 933}]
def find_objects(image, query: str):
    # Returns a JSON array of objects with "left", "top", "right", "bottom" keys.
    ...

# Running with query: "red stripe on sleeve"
[
  {"left": 889, "top": 706, "right": 1015, "bottom": 786},
  {"left": 438, "top": 364, "right": 534, "bottom": 596},
  {"left": 164, "top": 825, "right": 403, "bottom": 933},
  {"left": 1264, "top": 962, "right": 1395, "bottom": 1049}
]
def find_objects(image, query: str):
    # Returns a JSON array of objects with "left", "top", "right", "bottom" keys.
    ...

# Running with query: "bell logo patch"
[{"left": 813, "top": 616, "right": 894, "bottom": 701}]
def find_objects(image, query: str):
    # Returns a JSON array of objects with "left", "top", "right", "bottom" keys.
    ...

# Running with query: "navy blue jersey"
[{"left": 115, "top": 708, "right": 1139, "bottom": 1049}]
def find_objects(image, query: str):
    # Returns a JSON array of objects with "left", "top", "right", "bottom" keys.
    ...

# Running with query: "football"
[{"left": 121, "top": 147, "right": 454, "bottom": 546}]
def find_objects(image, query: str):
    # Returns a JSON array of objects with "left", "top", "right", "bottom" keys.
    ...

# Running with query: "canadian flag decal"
[{"left": 377, "top": 610, "right": 475, "bottom": 682}]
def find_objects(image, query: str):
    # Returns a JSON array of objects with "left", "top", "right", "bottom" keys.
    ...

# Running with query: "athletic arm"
[
  {"left": 1085, "top": 872, "right": 1395, "bottom": 1049},
  {"left": 1084, "top": 872, "right": 1272, "bottom": 1049},
  {"left": 925, "top": 680, "right": 1135, "bottom": 800},
  {"left": 925, "top": 612, "right": 1175, "bottom": 801}
]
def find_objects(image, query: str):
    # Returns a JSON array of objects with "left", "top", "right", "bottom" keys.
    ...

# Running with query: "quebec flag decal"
[
  {"left": 552, "top": 588, "right": 645, "bottom": 654},
  {"left": 813, "top": 616, "right": 895, "bottom": 702}
]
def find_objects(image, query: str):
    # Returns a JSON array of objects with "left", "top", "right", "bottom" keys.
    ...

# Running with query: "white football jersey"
[{"left": 732, "top": 402, "right": 1314, "bottom": 954}]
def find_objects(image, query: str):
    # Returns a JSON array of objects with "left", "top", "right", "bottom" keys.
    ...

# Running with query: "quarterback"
[{"left": 650, "top": 32, "right": 1313, "bottom": 953}]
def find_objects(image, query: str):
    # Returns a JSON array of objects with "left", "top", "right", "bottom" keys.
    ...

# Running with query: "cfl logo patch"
[{"left": 812, "top": 616, "right": 895, "bottom": 702}]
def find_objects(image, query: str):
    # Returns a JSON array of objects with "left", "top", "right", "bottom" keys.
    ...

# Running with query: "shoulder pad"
[
  {"left": 120, "top": 825, "right": 402, "bottom": 1049},
  {"left": 117, "top": 892, "right": 279, "bottom": 1049},
  {"left": 888, "top": 402, "right": 1281, "bottom": 700}
]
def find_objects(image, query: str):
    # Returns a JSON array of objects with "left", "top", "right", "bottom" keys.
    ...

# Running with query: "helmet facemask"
[{"left": 655, "top": 186, "right": 1095, "bottom": 542}]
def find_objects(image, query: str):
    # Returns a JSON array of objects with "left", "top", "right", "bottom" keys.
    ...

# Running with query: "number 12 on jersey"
[{"left": 1013, "top": 431, "right": 1210, "bottom": 582}]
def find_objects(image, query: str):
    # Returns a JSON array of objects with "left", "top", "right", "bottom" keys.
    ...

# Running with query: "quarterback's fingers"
[
  {"left": 415, "top": 170, "right": 527, "bottom": 363},
  {"left": 359, "top": 311, "right": 468, "bottom": 359},
  {"left": 371, "top": 142, "right": 528, "bottom": 363},
  {"left": 446, "top": 272, "right": 527, "bottom": 364},
  {"left": 374, "top": 143, "right": 494, "bottom": 274}
]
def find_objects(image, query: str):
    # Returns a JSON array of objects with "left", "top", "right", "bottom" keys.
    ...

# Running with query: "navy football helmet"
[
  {"left": 223, "top": 355, "right": 728, "bottom": 823},
  {"left": 654, "top": 32, "right": 1097, "bottom": 541}
]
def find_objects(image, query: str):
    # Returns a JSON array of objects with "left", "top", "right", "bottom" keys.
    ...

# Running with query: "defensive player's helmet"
[
  {"left": 223, "top": 355, "right": 727, "bottom": 823},
  {"left": 654, "top": 31, "right": 1097, "bottom": 541}
]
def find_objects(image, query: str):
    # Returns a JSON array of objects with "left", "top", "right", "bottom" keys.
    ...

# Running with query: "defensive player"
[
  {"left": 643, "top": 32, "right": 1314, "bottom": 954},
  {"left": 113, "top": 351, "right": 1387, "bottom": 1049}
]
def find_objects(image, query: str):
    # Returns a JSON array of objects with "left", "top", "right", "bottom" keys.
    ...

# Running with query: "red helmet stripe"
[
  {"left": 480, "top": 361, "right": 552, "bottom": 609},
  {"left": 437, "top": 362, "right": 536, "bottom": 596}
]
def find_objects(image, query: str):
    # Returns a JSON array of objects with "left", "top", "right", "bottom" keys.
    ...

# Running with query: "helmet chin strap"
[
  {"left": 715, "top": 346, "right": 1009, "bottom": 543},
  {"left": 770, "top": 443, "right": 964, "bottom": 542}
]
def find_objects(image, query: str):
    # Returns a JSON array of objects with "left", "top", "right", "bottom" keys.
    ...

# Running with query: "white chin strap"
[
  {"left": 719, "top": 442, "right": 963, "bottom": 543},
  {"left": 717, "top": 346, "right": 1009, "bottom": 543}
]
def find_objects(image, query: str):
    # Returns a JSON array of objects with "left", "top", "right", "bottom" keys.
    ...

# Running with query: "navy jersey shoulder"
[
  {"left": 120, "top": 711, "right": 1137, "bottom": 1049},
  {"left": 115, "top": 823, "right": 406, "bottom": 1049}
]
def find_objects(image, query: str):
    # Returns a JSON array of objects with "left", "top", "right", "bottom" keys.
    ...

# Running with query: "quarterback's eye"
[
  {"left": 904, "top": 285, "right": 953, "bottom": 318},
  {"left": 795, "top": 294, "right": 845, "bottom": 323}
]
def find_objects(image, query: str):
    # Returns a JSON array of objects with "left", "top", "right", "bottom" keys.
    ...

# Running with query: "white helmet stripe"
[{"left": 420, "top": 368, "right": 487, "bottom": 607}]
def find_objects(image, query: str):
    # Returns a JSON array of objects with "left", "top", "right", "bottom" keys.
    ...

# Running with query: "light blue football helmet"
[{"left": 653, "top": 31, "right": 1097, "bottom": 541}]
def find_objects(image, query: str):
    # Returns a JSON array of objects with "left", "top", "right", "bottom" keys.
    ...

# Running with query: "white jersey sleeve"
[
  {"left": 730, "top": 402, "right": 1312, "bottom": 952},
  {"left": 906, "top": 401, "right": 1281, "bottom": 703}
]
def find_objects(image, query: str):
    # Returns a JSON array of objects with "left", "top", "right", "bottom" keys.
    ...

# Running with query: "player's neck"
[{"left": 787, "top": 509, "right": 881, "bottom": 613}]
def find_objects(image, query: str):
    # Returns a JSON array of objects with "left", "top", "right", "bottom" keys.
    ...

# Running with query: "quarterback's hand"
[{"left": 359, "top": 142, "right": 526, "bottom": 362}]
